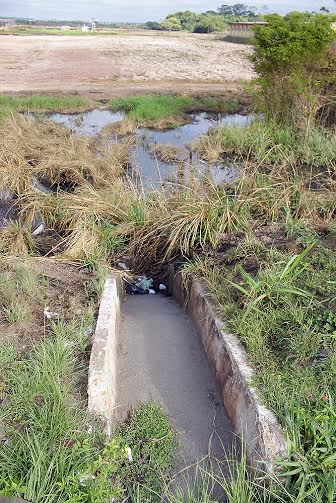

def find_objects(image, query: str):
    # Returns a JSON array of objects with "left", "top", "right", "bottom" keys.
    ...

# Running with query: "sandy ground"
[{"left": 0, "top": 32, "right": 255, "bottom": 97}]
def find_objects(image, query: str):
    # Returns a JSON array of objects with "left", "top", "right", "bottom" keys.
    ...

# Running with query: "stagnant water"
[
  {"left": 47, "top": 108, "right": 253, "bottom": 187},
  {"left": 1, "top": 109, "right": 252, "bottom": 227}
]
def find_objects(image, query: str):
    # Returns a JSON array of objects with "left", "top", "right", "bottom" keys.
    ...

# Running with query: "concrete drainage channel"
[{"left": 88, "top": 271, "right": 287, "bottom": 476}]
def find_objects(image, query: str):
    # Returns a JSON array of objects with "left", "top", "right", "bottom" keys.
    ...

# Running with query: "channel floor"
[{"left": 115, "top": 295, "right": 235, "bottom": 467}]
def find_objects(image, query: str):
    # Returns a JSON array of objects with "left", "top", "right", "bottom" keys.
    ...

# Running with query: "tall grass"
[
  {"left": 0, "top": 318, "right": 93, "bottom": 502},
  {"left": 184, "top": 235, "right": 336, "bottom": 502},
  {"left": 0, "top": 318, "right": 177, "bottom": 502}
]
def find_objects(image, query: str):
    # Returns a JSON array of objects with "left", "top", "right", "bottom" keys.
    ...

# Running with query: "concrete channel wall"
[
  {"left": 88, "top": 272, "right": 287, "bottom": 474},
  {"left": 88, "top": 275, "right": 122, "bottom": 436},
  {"left": 169, "top": 269, "right": 287, "bottom": 474}
]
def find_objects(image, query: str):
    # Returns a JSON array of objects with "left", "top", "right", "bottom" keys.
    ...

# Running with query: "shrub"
[{"left": 252, "top": 13, "right": 336, "bottom": 130}]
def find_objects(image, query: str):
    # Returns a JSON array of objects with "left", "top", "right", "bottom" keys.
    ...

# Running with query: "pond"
[{"left": 47, "top": 108, "right": 253, "bottom": 187}]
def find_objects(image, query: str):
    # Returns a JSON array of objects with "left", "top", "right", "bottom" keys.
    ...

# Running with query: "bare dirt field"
[{"left": 0, "top": 32, "right": 255, "bottom": 97}]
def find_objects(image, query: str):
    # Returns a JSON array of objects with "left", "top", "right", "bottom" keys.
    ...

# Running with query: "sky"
[{"left": 1, "top": 0, "right": 336, "bottom": 22}]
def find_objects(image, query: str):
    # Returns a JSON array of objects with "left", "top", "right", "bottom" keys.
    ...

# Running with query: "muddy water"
[{"left": 47, "top": 109, "right": 253, "bottom": 187}]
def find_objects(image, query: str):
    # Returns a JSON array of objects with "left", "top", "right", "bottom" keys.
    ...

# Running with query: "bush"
[{"left": 252, "top": 13, "right": 336, "bottom": 129}]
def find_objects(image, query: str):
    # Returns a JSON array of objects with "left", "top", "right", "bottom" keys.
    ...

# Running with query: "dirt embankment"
[{"left": 0, "top": 32, "right": 255, "bottom": 98}]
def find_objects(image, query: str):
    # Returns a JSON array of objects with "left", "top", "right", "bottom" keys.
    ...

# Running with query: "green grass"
[
  {"left": 0, "top": 317, "right": 177, "bottom": 502},
  {"left": 185, "top": 230, "right": 336, "bottom": 502},
  {"left": 0, "top": 264, "right": 38, "bottom": 324},
  {"left": 109, "top": 95, "right": 239, "bottom": 123},
  {"left": 0, "top": 95, "right": 92, "bottom": 114}
]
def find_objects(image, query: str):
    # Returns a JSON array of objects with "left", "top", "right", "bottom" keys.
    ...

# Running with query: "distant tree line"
[{"left": 145, "top": 4, "right": 264, "bottom": 33}]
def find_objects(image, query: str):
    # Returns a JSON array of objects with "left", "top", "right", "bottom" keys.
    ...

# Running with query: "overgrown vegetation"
[
  {"left": 194, "top": 120, "right": 336, "bottom": 169},
  {"left": 253, "top": 13, "right": 336, "bottom": 130},
  {"left": 0, "top": 10, "right": 336, "bottom": 502},
  {"left": 193, "top": 14, "right": 336, "bottom": 170}
]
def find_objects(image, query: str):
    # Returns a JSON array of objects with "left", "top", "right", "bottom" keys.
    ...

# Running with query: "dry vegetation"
[{"left": 149, "top": 143, "right": 186, "bottom": 163}]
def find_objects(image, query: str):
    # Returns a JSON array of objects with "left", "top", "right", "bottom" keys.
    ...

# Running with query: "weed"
[
  {"left": 196, "top": 120, "right": 336, "bottom": 169},
  {"left": 0, "top": 263, "right": 39, "bottom": 325},
  {"left": 280, "top": 398, "right": 336, "bottom": 503},
  {"left": 2, "top": 302, "right": 27, "bottom": 323},
  {"left": 228, "top": 242, "right": 316, "bottom": 322}
]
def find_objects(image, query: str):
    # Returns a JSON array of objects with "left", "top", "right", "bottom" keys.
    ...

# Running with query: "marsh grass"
[
  {"left": 149, "top": 143, "right": 186, "bottom": 163},
  {"left": 109, "top": 95, "right": 239, "bottom": 124},
  {"left": 195, "top": 120, "right": 336, "bottom": 169},
  {"left": 0, "top": 115, "right": 127, "bottom": 196}
]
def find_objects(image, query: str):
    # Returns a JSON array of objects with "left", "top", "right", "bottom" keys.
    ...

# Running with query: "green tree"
[
  {"left": 194, "top": 13, "right": 227, "bottom": 33},
  {"left": 253, "top": 13, "right": 336, "bottom": 130},
  {"left": 168, "top": 10, "right": 198, "bottom": 31},
  {"left": 160, "top": 16, "right": 182, "bottom": 31},
  {"left": 218, "top": 3, "right": 256, "bottom": 18}
]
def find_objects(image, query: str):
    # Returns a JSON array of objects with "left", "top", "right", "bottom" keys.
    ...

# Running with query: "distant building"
[
  {"left": 60, "top": 25, "right": 71, "bottom": 31},
  {"left": 228, "top": 21, "right": 267, "bottom": 39},
  {"left": 0, "top": 18, "right": 16, "bottom": 26}
]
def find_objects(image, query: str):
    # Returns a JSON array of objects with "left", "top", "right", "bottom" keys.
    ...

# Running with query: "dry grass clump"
[
  {"left": 0, "top": 222, "right": 35, "bottom": 256},
  {"left": 10, "top": 165, "right": 334, "bottom": 267},
  {"left": 191, "top": 128, "right": 224, "bottom": 164},
  {"left": 149, "top": 143, "right": 186, "bottom": 163},
  {"left": 0, "top": 115, "right": 128, "bottom": 195},
  {"left": 100, "top": 117, "right": 138, "bottom": 139}
]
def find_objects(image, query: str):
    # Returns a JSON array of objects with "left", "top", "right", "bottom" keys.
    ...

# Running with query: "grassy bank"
[
  {"left": 0, "top": 95, "right": 93, "bottom": 116},
  {"left": 184, "top": 229, "right": 336, "bottom": 500}
]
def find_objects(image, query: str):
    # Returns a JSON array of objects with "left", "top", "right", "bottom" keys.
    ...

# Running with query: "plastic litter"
[{"left": 44, "top": 306, "right": 60, "bottom": 319}]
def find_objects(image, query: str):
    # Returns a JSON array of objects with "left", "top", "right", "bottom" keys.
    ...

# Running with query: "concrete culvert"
[{"left": 88, "top": 273, "right": 287, "bottom": 476}]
